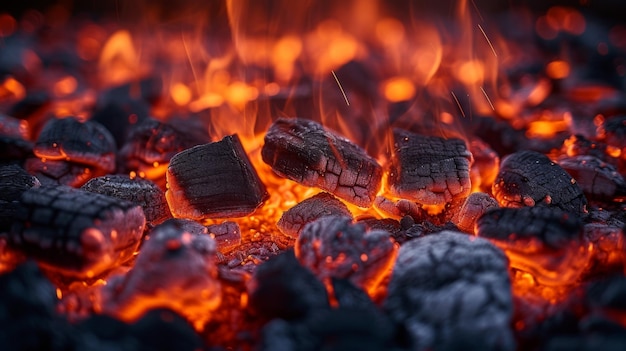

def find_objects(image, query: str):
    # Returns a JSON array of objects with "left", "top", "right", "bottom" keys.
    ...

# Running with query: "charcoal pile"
[{"left": 1, "top": 1, "right": 626, "bottom": 350}]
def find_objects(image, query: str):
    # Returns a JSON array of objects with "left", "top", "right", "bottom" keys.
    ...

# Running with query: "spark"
[
  {"left": 332, "top": 70, "right": 350, "bottom": 106},
  {"left": 450, "top": 91, "right": 466, "bottom": 118},
  {"left": 470, "top": 0, "right": 485, "bottom": 23},
  {"left": 478, "top": 24, "right": 498, "bottom": 58},
  {"left": 181, "top": 33, "right": 200, "bottom": 95},
  {"left": 480, "top": 86, "right": 495, "bottom": 111}
]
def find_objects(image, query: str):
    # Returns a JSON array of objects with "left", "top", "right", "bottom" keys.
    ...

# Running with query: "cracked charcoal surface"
[
  {"left": 277, "top": 192, "right": 352, "bottom": 239},
  {"left": 166, "top": 134, "right": 268, "bottom": 220},
  {"left": 388, "top": 129, "right": 472, "bottom": 206},
  {"left": 493, "top": 150, "right": 588, "bottom": 215},
  {"left": 5, "top": 186, "right": 145, "bottom": 279},
  {"left": 247, "top": 249, "right": 329, "bottom": 321},
  {"left": 261, "top": 118, "right": 382, "bottom": 207},
  {"left": 206, "top": 221, "right": 241, "bottom": 253},
  {"left": 34, "top": 117, "right": 116, "bottom": 174},
  {"left": 82, "top": 175, "right": 171, "bottom": 227},
  {"left": 558, "top": 155, "right": 626, "bottom": 201},
  {"left": 25, "top": 158, "right": 95, "bottom": 187},
  {"left": 296, "top": 216, "right": 396, "bottom": 292},
  {"left": 452, "top": 192, "right": 499, "bottom": 234},
  {"left": 583, "top": 224, "right": 625, "bottom": 278},
  {"left": 384, "top": 231, "right": 514, "bottom": 351},
  {"left": 0, "top": 164, "right": 40, "bottom": 231},
  {"left": 101, "top": 220, "right": 221, "bottom": 326}
]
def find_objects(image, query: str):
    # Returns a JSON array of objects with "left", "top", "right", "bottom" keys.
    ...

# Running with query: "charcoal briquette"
[
  {"left": 558, "top": 155, "right": 626, "bottom": 201},
  {"left": 101, "top": 220, "right": 221, "bottom": 328},
  {"left": 477, "top": 206, "right": 589, "bottom": 286},
  {"left": 452, "top": 192, "right": 499, "bottom": 234},
  {"left": 295, "top": 216, "right": 396, "bottom": 294},
  {"left": 5, "top": 186, "right": 146, "bottom": 279},
  {"left": 277, "top": 192, "right": 352, "bottom": 240},
  {"left": 261, "top": 118, "right": 382, "bottom": 207},
  {"left": 493, "top": 150, "right": 588, "bottom": 215},
  {"left": 388, "top": 129, "right": 473, "bottom": 205},
  {"left": 82, "top": 175, "right": 171, "bottom": 227},
  {"left": 384, "top": 231, "right": 514, "bottom": 351}
]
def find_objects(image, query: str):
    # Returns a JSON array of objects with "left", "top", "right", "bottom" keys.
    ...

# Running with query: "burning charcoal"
[
  {"left": 131, "top": 309, "right": 204, "bottom": 351},
  {"left": 388, "top": 129, "right": 472, "bottom": 206},
  {"left": 599, "top": 115, "right": 626, "bottom": 149},
  {"left": 277, "top": 192, "right": 352, "bottom": 240},
  {"left": 0, "top": 164, "right": 40, "bottom": 231},
  {"left": 247, "top": 249, "right": 329, "bottom": 321},
  {"left": 493, "top": 150, "right": 588, "bottom": 215},
  {"left": 166, "top": 134, "right": 268, "bottom": 220},
  {"left": 261, "top": 118, "right": 382, "bottom": 207},
  {"left": 82, "top": 175, "right": 171, "bottom": 227},
  {"left": 469, "top": 138, "right": 500, "bottom": 193},
  {"left": 374, "top": 196, "right": 424, "bottom": 219},
  {"left": 476, "top": 206, "right": 589, "bottom": 286},
  {"left": 558, "top": 155, "right": 626, "bottom": 201},
  {"left": 119, "top": 118, "right": 209, "bottom": 183},
  {"left": 561, "top": 135, "right": 617, "bottom": 166},
  {"left": 451, "top": 192, "right": 499, "bottom": 234},
  {"left": 583, "top": 224, "right": 625, "bottom": 278},
  {"left": 101, "top": 221, "right": 221, "bottom": 329},
  {"left": 295, "top": 216, "right": 396, "bottom": 294},
  {"left": 159, "top": 218, "right": 207, "bottom": 236},
  {"left": 0, "top": 114, "right": 33, "bottom": 163},
  {"left": 206, "top": 221, "right": 241, "bottom": 253},
  {"left": 397, "top": 219, "right": 459, "bottom": 244},
  {"left": 384, "top": 231, "right": 514, "bottom": 351},
  {"left": 5, "top": 186, "right": 146, "bottom": 279},
  {"left": 25, "top": 158, "right": 96, "bottom": 187}
]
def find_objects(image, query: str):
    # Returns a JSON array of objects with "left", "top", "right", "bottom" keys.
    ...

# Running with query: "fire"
[{"left": 99, "top": 30, "right": 142, "bottom": 86}]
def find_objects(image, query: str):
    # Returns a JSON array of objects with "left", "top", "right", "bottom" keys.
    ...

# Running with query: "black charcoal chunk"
[
  {"left": 493, "top": 150, "right": 588, "bottom": 215},
  {"left": 6, "top": 186, "right": 146, "bottom": 279},
  {"left": 34, "top": 117, "right": 116, "bottom": 175},
  {"left": 25, "top": 158, "right": 96, "bottom": 187},
  {"left": 277, "top": 192, "right": 352, "bottom": 239},
  {"left": 131, "top": 309, "right": 204, "bottom": 351},
  {"left": 388, "top": 129, "right": 472, "bottom": 205},
  {"left": 261, "top": 118, "right": 382, "bottom": 207},
  {"left": 206, "top": 221, "right": 241, "bottom": 253},
  {"left": 101, "top": 221, "right": 221, "bottom": 328},
  {"left": 296, "top": 216, "right": 396, "bottom": 293},
  {"left": 166, "top": 134, "right": 268, "bottom": 220},
  {"left": 600, "top": 115, "right": 626, "bottom": 149},
  {"left": 82, "top": 175, "right": 171, "bottom": 227},
  {"left": 0, "top": 113, "right": 33, "bottom": 163},
  {"left": 384, "top": 231, "right": 514, "bottom": 351},
  {"left": 247, "top": 249, "right": 329, "bottom": 321},
  {"left": 477, "top": 206, "right": 588, "bottom": 286},
  {"left": 0, "top": 164, "right": 40, "bottom": 231},
  {"left": 452, "top": 192, "right": 499, "bottom": 234},
  {"left": 558, "top": 155, "right": 626, "bottom": 201}
]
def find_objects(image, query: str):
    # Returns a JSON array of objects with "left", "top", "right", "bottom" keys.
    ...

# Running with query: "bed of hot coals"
[{"left": 1, "top": 2, "right": 626, "bottom": 351}]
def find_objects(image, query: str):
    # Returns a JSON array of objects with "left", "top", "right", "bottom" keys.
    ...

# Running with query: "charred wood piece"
[
  {"left": 384, "top": 231, "right": 514, "bottom": 351},
  {"left": 206, "top": 221, "right": 241, "bottom": 253},
  {"left": 166, "top": 134, "right": 268, "bottom": 220},
  {"left": 0, "top": 164, "right": 40, "bottom": 232},
  {"left": 247, "top": 249, "right": 329, "bottom": 321},
  {"left": 119, "top": 118, "right": 209, "bottom": 182},
  {"left": 295, "top": 216, "right": 396, "bottom": 293},
  {"left": 82, "top": 175, "right": 171, "bottom": 227},
  {"left": 101, "top": 220, "right": 221, "bottom": 328},
  {"left": 493, "top": 150, "right": 588, "bottom": 215},
  {"left": 452, "top": 192, "right": 499, "bottom": 234},
  {"left": 34, "top": 117, "right": 116, "bottom": 175},
  {"left": 558, "top": 155, "right": 626, "bottom": 201},
  {"left": 388, "top": 129, "right": 472, "bottom": 205},
  {"left": 261, "top": 118, "right": 382, "bottom": 207},
  {"left": 25, "top": 158, "right": 96, "bottom": 187},
  {"left": 477, "top": 206, "right": 589, "bottom": 286},
  {"left": 277, "top": 192, "right": 352, "bottom": 240},
  {"left": 5, "top": 186, "right": 145, "bottom": 279},
  {"left": 0, "top": 114, "right": 33, "bottom": 163}
]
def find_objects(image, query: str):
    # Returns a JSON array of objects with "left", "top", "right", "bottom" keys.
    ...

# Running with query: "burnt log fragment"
[
  {"left": 277, "top": 192, "right": 352, "bottom": 240},
  {"left": 0, "top": 114, "right": 33, "bottom": 163},
  {"left": 477, "top": 206, "right": 589, "bottom": 286},
  {"left": 452, "top": 192, "right": 499, "bottom": 234},
  {"left": 493, "top": 150, "right": 588, "bottom": 215},
  {"left": 388, "top": 129, "right": 472, "bottom": 205},
  {"left": 0, "top": 164, "right": 40, "bottom": 231},
  {"left": 247, "top": 249, "right": 329, "bottom": 321},
  {"left": 206, "top": 221, "right": 241, "bottom": 253},
  {"left": 5, "top": 186, "right": 145, "bottom": 279},
  {"left": 166, "top": 134, "right": 268, "bottom": 220},
  {"left": 82, "top": 175, "right": 171, "bottom": 227},
  {"left": 34, "top": 117, "right": 116, "bottom": 174},
  {"left": 384, "top": 231, "right": 514, "bottom": 351},
  {"left": 119, "top": 118, "right": 209, "bottom": 183},
  {"left": 101, "top": 221, "right": 221, "bottom": 328},
  {"left": 558, "top": 155, "right": 626, "bottom": 201},
  {"left": 261, "top": 118, "right": 382, "bottom": 207},
  {"left": 295, "top": 216, "right": 396, "bottom": 294}
]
